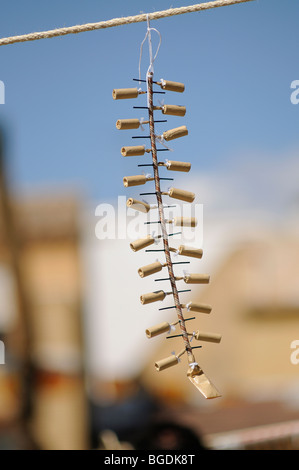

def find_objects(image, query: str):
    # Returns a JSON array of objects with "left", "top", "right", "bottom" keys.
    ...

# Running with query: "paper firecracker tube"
[
  {"left": 112, "top": 88, "right": 139, "bottom": 100},
  {"left": 168, "top": 187, "right": 195, "bottom": 203},
  {"left": 162, "top": 105, "right": 186, "bottom": 116},
  {"left": 126, "top": 198, "right": 151, "bottom": 213},
  {"left": 116, "top": 118, "right": 140, "bottom": 130},
  {"left": 178, "top": 245, "right": 203, "bottom": 259},
  {"left": 130, "top": 235, "right": 155, "bottom": 252},
  {"left": 155, "top": 355, "right": 179, "bottom": 371},
  {"left": 163, "top": 126, "right": 188, "bottom": 142},
  {"left": 140, "top": 290, "right": 166, "bottom": 305},
  {"left": 123, "top": 175, "right": 147, "bottom": 187},
  {"left": 194, "top": 331, "right": 222, "bottom": 343},
  {"left": 121, "top": 145, "right": 146, "bottom": 157},
  {"left": 138, "top": 261, "right": 164, "bottom": 278},
  {"left": 187, "top": 366, "right": 221, "bottom": 399},
  {"left": 146, "top": 322, "right": 171, "bottom": 338},
  {"left": 183, "top": 302, "right": 212, "bottom": 314},
  {"left": 160, "top": 80, "right": 185, "bottom": 93},
  {"left": 173, "top": 217, "right": 197, "bottom": 227},
  {"left": 166, "top": 160, "right": 191, "bottom": 172},
  {"left": 184, "top": 274, "right": 210, "bottom": 284}
]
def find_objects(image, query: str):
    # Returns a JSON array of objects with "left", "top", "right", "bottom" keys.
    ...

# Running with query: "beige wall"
[
  {"left": 0, "top": 196, "right": 89, "bottom": 449},
  {"left": 140, "top": 237, "right": 299, "bottom": 405}
]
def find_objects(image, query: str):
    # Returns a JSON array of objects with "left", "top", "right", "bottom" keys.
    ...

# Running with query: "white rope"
[{"left": 0, "top": 0, "right": 255, "bottom": 47}]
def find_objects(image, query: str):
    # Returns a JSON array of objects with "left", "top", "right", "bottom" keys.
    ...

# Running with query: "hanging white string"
[
  {"left": 138, "top": 14, "right": 162, "bottom": 81},
  {"left": 138, "top": 14, "right": 162, "bottom": 107},
  {"left": 138, "top": 24, "right": 148, "bottom": 84}
]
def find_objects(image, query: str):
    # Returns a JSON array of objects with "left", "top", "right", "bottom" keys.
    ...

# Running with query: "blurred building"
[
  {"left": 0, "top": 192, "right": 89, "bottom": 450},
  {"left": 138, "top": 233, "right": 299, "bottom": 449},
  {"left": 1, "top": 184, "right": 299, "bottom": 450},
  {"left": 83, "top": 201, "right": 299, "bottom": 450},
  {"left": 141, "top": 235, "right": 299, "bottom": 402}
]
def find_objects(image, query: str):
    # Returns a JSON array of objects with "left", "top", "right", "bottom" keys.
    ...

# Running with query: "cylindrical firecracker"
[{"left": 112, "top": 88, "right": 139, "bottom": 100}]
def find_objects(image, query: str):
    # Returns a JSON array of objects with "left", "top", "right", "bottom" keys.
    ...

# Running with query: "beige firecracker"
[
  {"left": 130, "top": 235, "right": 157, "bottom": 252},
  {"left": 123, "top": 175, "right": 154, "bottom": 187},
  {"left": 155, "top": 355, "right": 179, "bottom": 372},
  {"left": 163, "top": 160, "right": 191, "bottom": 172},
  {"left": 178, "top": 245, "right": 203, "bottom": 258},
  {"left": 116, "top": 118, "right": 141, "bottom": 130},
  {"left": 160, "top": 105, "right": 186, "bottom": 116},
  {"left": 138, "top": 261, "right": 165, "bottom": 278},
  {"left": 168, "top": 217, "right": 197, "bottom": 227},
  {"left": 145, "top": 322, "right": 172, "bottom": 338},
  {"left": 169, "top": 245, "right": 203, "bottom": 259},
  {"left": 162, "top": 187, "right": 195, "bottom": 203},
  {"left": 126, "top": 198, "right": 151, "bottom": 213},
  {"left": 159, "top": 80, "right": 185, "bottom": 93},
  {"left": 140, "top": 290, "right": 167, "bottom": 305},
  {"left": 121, "top": 145, "right": 148, "bottom": 157},
  {"left": 155, "top": 348, "right": 186, "bottom": 372},
  {"left": 161, "top": 125, "right": 188, "bottom": 142},
  {"left": 112, "top": 88, "right": 145, "bottom": 100},
  {"left": 183, "top": 273, "right": 210, "bottom": 284},
  {"left": 194, "top": 331, "right": 222, "bottom": 343},
  {"left": 182, "top": 302, "right": 212, "bottom": 314},
  {"left": 116, "top": 118, "right": 151, "bottom": 130}
]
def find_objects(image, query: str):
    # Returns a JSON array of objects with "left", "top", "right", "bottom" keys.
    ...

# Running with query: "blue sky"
[{"left": 0, "top": 0, "right": 298, "bottom": 208}]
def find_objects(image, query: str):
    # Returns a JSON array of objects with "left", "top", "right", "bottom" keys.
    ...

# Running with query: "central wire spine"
[{"left": 146, "top": 72, "right": 194, "bottom": 360}]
